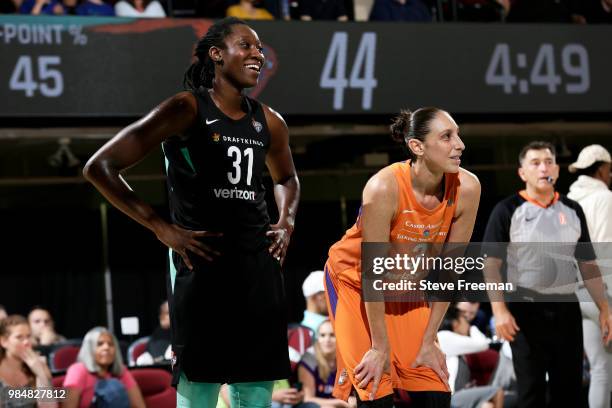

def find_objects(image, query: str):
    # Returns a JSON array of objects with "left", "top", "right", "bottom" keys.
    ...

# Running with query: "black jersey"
[{"left": 162, "top": 89, "right": 271, "bottom": 252}]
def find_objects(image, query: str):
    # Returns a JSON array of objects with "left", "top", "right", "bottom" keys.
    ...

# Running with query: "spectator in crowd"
[
  {"left": 19, "top": 0, "right": 64, "bottom": 15},
  {"left": 0, "top": 0, "right": 22, "bottom": 13},
  {"left": 368, "top": 0, "right": 431, "bottom": 22},
  {"left": 226, "top": 0, "right": 275, "bottom": 19},
  {"left": 136, "top": 300, "right": 171, "bottom": 365},
  {"left": 0, "top": 306, "right": 7, "bottom": 322},
  {"left": 300, "top": 0, "right": 348, "bottom": 21},
  {"left": 301, "top": 271, "right": 328, "bottom": 334},
  {"left": 483, "top": 141, "right": 612, "bottom": 408},
  {"left": 456, "top": 301, "right": 479, "bottom": 323},
  {"left": 114, "top": 0, "right": 166, "bottom": 17},
  {"left": 62, "top": 0, "right": 78, "bottom": 13},
  {"left": 456, "top": 301, "right": 489, "bottom": 334},
  {"left": 490, "top": 341, "right": 518, "bottom": 407},
  {"left": 438, "top": 306, "right": 503, "bottom": 408},
  {"left": 63, "top": 327, "right": 145, "bottom": 408},
  {"left": 567, "top": 144, "right": 612, "bottom": 408},
  {"left": 0, "top": 315, "right": 55, "bottom": 408},
  {"left": 28, "top": 307, "right": 65, "bottom": 347},
  {"left": 298, "top": 320, "right": 354, "bottom": 407},
  {"left": 270, "top": 380, "right": 308, "bottom": 408},
  {"left": 76, "top": 0, "right": 115, "bottom": 16}
]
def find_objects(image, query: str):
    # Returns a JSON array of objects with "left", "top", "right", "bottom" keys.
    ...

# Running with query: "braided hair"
[{"left": 183, "top": 17, "right": 248, "bottom": 91}]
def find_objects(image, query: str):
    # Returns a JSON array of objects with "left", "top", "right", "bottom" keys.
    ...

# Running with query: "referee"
[{"left": 482, "top": 141, "right": 612, "bottom": 408}]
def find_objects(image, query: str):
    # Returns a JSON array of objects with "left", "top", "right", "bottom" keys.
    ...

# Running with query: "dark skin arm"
[
  {"left": 83, "top": 92, "right": 222, "bottom": 270},
  {"left": 263, "top": 104, "right": 300, "bottom": 264}
]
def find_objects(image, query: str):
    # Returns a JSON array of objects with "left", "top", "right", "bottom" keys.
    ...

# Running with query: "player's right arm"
[
  {"left": 83, "top": 92, "right": 220, "bottom": 269},
  {"left": 354, "top": 168, "right": 397, "bottom": 400}
]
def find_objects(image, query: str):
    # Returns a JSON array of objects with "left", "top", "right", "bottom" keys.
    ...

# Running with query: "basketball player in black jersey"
[{"left": 84, "top": 17, "right": 300, "bottom": 407}]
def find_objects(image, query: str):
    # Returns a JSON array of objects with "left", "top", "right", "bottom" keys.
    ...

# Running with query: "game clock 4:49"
[{"left": 485, "top": 43, "right": 589, "bottom": 95}]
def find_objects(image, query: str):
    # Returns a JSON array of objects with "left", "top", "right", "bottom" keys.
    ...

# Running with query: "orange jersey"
[
  {"left": 328, "top": 161, "right": 460, "bottom": 289},
  {"left": 325, "top": 161, "right": 460, "bottom": 401}
]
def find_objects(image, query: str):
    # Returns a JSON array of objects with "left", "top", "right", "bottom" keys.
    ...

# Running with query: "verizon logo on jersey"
[{"left": 213, "top": 187, "right": 256, "bottom": 200}]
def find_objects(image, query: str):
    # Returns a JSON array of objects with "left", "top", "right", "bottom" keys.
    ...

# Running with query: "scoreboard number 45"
[{"left": 9, "top": 55, "right": 64, "bottom": 98}]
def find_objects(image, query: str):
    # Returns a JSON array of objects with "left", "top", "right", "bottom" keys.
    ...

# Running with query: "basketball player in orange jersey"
[{"left": 324, "top": 108, "right": 481, "bottom": 407}]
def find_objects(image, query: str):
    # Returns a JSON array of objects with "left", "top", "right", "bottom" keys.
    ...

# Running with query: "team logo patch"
[
  {"left": 252, "top": 119, "right": 263, "bottom": 133},
  {"left": 212, "top": 132, "right": 220, "bottom": 142},
  {"left": 559, "top": 212, "right": 567, "bottom": 225},
  {"left": 423, "top": 229, "right": 430, "bottom": 237}
]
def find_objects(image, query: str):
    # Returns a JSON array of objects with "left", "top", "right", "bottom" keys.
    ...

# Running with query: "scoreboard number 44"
[{"left": 320, "top": 32, "right": 378, "bottom": 111}]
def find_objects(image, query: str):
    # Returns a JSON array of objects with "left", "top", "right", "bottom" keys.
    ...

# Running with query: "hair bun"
[{"left": 390, "top": 109, "right": 412, "bottom": 144}]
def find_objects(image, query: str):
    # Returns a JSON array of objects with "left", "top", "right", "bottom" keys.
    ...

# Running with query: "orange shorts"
[{"left": 324, "top": 262, "right": 449, "bottom": 402}]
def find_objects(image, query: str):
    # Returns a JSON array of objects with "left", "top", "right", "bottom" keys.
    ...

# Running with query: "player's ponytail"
[
  {"left": 390, "top": 107, "right": 443, "bottom": 161},
  {"left": 183, "top": 17, "right": 247, "bottom": 92},
  {"left": 390, "top": 109, "right": 412, "bottom": 144}
]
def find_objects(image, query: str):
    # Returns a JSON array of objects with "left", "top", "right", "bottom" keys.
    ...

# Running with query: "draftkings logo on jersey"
[{"left": 212, "top": 133, "right": 221, "bottom": 142}]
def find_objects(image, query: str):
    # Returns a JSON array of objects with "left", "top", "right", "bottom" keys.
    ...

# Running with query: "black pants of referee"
[{"left": 509, "top": 299, "right": 583, "bottom": 408}]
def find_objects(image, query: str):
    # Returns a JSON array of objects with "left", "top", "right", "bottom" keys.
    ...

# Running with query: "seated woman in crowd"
[
  {"left": 226, "top": 0, "right": 274, "bottom": 20},
  {"left": 298, "top": 320, "right": 354, "bottom": 408},
  {"left": 19, "top": 0, "right": 64, "bottom": 15},
  {"left": 136, "top": 300, "right": 171, "bottom": 366},
  {"left": 114, "top": 0, "right": 165, "bottom": 17},
  {"left": 28, "top": 308, "right": 65, "bottom": 348},
  {"left": 0, "top": 315, "right": 55, "bottom": 408},
  {"left": 438, "top": 306, "right": 504, "bottom": 408},
  {"left": 63, "top": 327, "right": 145, "bottom": 408}
]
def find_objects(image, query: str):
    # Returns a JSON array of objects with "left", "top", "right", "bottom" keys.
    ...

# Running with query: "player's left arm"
[
  {"left": 426, "top": 169, "right": 481, "bottom": 332},
  {"left": 263, "top": 104, "right": 300, "bottom": 264},
  {"left": 413, "top": 169, "right": 481, "bottom": 387},
  {"left": 447, "top": 168, "right": 481, "bottom": 243}
]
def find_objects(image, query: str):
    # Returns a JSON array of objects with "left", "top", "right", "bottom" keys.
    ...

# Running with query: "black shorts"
[{"left": 167, "top": 247, "right": 290, "bottom": 384}]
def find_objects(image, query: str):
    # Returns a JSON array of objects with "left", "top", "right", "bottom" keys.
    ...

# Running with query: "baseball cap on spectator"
[
  {"left": 302, "top": 270, "right": 325, "bottom": 297},
  {"left": 569, "top": 145, "right": 611, "bottom": 173}
]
